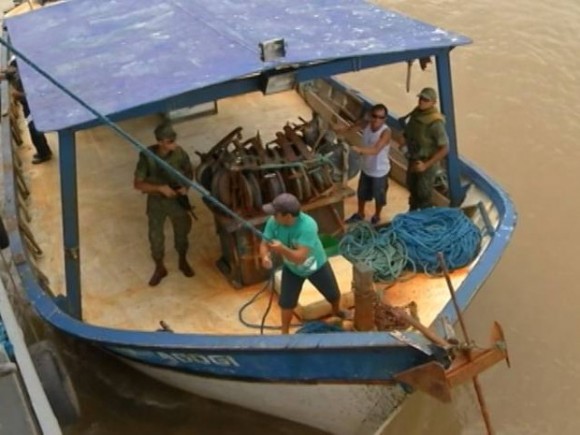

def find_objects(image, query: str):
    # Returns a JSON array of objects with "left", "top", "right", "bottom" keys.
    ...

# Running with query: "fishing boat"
[{"left": 1, "top": 1, "right": 516, "bottom": 433}]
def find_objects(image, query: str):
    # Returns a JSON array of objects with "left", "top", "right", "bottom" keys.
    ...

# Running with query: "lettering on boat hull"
[
  {"left": 106, "top": 346, "right": 242, "bottom": 375},
  {"left": 156, "top": 352, "right": 240, "bottom": 367}
]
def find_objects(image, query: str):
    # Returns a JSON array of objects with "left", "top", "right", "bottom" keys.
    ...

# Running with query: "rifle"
[
  {"left": 146, "top": 148, "right": 198, "bottom": 221},
  {"left": 169, "top": 182, "right": 198, "bottom": 221}
]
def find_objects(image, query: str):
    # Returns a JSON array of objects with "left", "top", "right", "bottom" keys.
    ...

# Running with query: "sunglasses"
[{"left": 371, "top": 114, "right": 386, "bottom": 119}]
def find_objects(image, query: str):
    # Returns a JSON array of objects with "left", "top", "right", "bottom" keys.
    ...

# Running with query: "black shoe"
[
  {"left": 32, "top": 154, "right": 52, "bottom": 164},
  {"left": 345, "top": 213, "right": 363, "bottom": 224},
  {"left": 179, "top": 256, "right": 195, "bottom": 277},
  {"left": 33, "top": 150, "right": 53, "bottom": 159},
  {"left": 149, "top": 262, "right": 168, "bottom": 286}
]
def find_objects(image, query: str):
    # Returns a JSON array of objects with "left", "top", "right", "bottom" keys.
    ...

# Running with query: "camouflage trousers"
[
  {"left": 407, "top": 164, "right": 438, "bottom": 211},
  {"left": 147, "top": 196, "right": 192, "bottom": 261}
]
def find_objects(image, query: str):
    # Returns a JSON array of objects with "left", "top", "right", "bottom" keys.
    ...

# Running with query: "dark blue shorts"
[
  {"left": 357, "top": 172, "right": 389, "bottom": 206},
  {"left": 279, "top": 262, "right": 340, "bottom": 309}
]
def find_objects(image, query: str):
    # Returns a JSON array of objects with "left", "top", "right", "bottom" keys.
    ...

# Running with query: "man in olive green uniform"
[
  {"left": 401, "top": 87, "right": 449, "bottom": 210},
  {"left": 134, "top": 123, "right": 194, "bottom": 286}
]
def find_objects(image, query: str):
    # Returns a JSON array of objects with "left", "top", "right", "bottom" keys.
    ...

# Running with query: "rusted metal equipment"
[
  {"left": 392, "top": 253, "right": 510, "bottom": 435},
  {"left": 195, "top": 115, "right": 339, "bottom": 217},
  {"left": 347, "top": 251, "right": 507, "bottom": 434},
  {"left": 201, "top": 117, "right": 355, "bottom": 288}
]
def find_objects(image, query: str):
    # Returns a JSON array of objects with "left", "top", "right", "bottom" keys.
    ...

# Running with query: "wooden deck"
[{"left": 17, "top": 90, "right": 492, "bottom": 336}]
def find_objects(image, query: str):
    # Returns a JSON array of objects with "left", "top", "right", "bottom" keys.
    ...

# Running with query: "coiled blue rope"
[
  {"left": 339, "top": 208, "right": 482, "bottom": 280},
  {"left": 391, "top": 207, "right": 482, "bottom": 274},
  {"left": 339, "top": 222, "right": 410, "bottom": 282}
]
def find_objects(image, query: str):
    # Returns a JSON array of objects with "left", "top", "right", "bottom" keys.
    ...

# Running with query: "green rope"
[{"left": 339, "top": 222, "right": 411, "bottom": 282}]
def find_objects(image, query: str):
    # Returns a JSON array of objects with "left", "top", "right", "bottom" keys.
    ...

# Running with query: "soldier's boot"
[
  {"left": 178, "top": 254, "right": 195, "bottom": 278},
  {"left": 149, "top": 260, "right": 168, "bottom": 286}
]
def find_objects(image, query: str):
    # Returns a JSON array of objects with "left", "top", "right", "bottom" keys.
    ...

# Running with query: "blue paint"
[
  {"left": 58, "top": 130, "right": 82, "bottom": 319},
  {"left": 436, "top": 51, "right": 463, "bottom": 206},
  {"left": 434, "top": 158, "right": 517, "bottom": 336},
  {"left": 107, "top": 343, "right": 440, "bottom": 382},
  {"left": 5, "top": 0, "right": 469, "bottom": 131},
  {"left": 0, "top": 318, "right": 14, "bottom": 359}
]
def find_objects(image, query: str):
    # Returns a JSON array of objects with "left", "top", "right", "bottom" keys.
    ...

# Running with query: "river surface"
[{"left": 7, "top": 0, "right": 580, "bottom": 434}]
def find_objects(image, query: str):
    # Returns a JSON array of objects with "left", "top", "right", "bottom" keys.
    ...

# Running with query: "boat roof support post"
[
  {"left": 435, "top": 49, "right": 464, "bottom": 207},
  {"left": 58, "top": 129, "right": 82, "bottom": 319}
]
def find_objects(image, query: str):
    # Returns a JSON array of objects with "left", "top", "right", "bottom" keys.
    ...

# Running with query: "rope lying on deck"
[
  {"left": 392, "top": 207, "right": 482, "bottom": 274},
  {"left": 339, "top": 208, "right": 482, "bottom": 280},
  {"left": 339, "top": 222, "right": 410, "bottom": 282}
]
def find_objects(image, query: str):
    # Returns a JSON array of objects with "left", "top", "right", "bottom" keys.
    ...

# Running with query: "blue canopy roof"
[{"left": 5, "top": 0, "right": 470, "bottom": 132}]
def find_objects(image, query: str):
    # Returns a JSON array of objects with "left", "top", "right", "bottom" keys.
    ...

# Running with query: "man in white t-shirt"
[{"left": 335, "top": 104, "right": 393, "bottom": 225}]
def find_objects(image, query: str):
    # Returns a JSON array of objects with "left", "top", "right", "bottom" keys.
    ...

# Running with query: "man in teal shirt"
[{"left": 259, "top": 193, "right": 342, "bottom": 334}]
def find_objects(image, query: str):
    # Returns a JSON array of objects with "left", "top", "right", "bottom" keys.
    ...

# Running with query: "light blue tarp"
[{"left": 5, "top": 0, "right": 469, "bottom": 131}]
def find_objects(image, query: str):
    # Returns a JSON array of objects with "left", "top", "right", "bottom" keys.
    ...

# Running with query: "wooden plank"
[
  {"left": 303, "top": 91, "right": 364, "bottom": 147},
  {"left": 353, "top": 263, "right": 376, "bottom": 331},
  {"left": 4, "top": 1, "right": 41, "bottom": 18}
]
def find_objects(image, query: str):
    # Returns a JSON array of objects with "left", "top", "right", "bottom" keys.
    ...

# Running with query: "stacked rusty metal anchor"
[{"left": 195, "top": 118, "right": 336, "bottom": 217}]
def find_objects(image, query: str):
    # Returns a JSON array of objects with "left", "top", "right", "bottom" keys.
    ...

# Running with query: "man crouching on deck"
[
  {"left": 134, "top": 123, "right": 195, "bottom": 286},
  {"left": 259, "top": 193, "right": 343, "bottom": 334}
]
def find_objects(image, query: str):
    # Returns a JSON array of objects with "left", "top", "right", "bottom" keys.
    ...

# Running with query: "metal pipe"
[
  {"left": 435, "top": 50, "right": 464, "bottom": 207},
  {"left": 59, "top": 129, "right": 82, "bottom": 319}
]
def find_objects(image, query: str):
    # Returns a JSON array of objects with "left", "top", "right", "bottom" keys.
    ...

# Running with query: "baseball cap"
[
  {"left": 417, "top": 87, "right": 438, "bottom": 101},
  {"left": 262, "top": 193, "right": 301, "bottom": 215}
]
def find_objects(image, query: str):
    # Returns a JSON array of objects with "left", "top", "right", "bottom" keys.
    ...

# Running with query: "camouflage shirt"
[{"left": 134, "top": 145, "right": 193, "bottom": 190}]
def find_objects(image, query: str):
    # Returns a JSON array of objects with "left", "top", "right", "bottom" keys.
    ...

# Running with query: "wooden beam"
[{"left": 352, "top": 262, "right": 376, "bottom": 331}]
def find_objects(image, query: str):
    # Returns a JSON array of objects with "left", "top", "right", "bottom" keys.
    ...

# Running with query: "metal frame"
[{"left": 58, "top": 130, "right": 81, "bottom": 319}]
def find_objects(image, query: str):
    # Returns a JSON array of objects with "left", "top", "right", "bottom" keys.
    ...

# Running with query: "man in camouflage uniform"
[
  {"left": 134, "top": 123, "right": 194, "bottom": 286},
  {"left": 401, "top": 87, "right": 449, "bottom": 210}
]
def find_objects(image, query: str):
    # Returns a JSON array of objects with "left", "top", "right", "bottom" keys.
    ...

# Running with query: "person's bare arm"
[
  {"left": 426, "top": 144, "right": 448, "bottom": 168},
  {"left": 352, "top": 129, "right": 392, "bottom": 156},
  {"left": 334, "top": 118, "right": 367, "bottom": 135},
  {"left": 260, "top": 240, "right": 273, "bottom": 269},
  {"left": 268, "top": 241, "right": 310, "bottom": 265}
]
